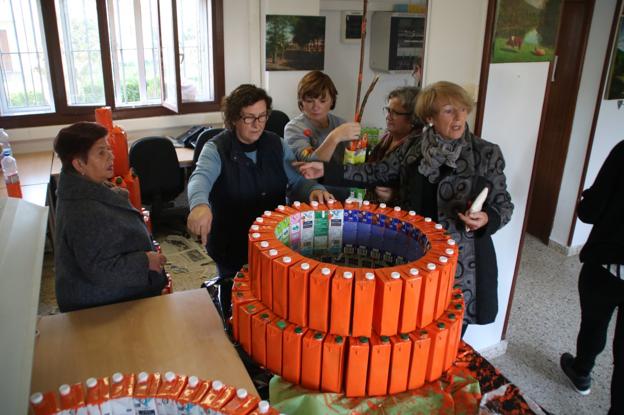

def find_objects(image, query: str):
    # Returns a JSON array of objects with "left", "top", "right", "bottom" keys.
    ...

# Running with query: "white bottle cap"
[
  {"left": 408, "top": 210, "right": 416, "bottom": 216},
  {"left": 277, "top": 205, "right": 285, "bottom": 211},
  {"left": 165, "top": 371, "right": 175, "bottom": 382},
  {"left": 409, "top": 268, "right": 419, "bottom": 276},
  {"left": 424, "top": 217, "right": 432, "bottom": 222},
  {"left": 439, "top": 256, "right": 448, "bottom": 263},
  {"left": 363, "top": 200, "right": 370, "bottom": 206},
  {"left": 258, "top": 400, "right": 270, "bottom": 413},
  {"left": 212, "top": 380, "right": 224, "bottom": 391},
  {"left": 311, "top": 201, "right": 319, "bottom": 207},
  {"left": 138, "top": 372, "right": 148, "bottom": 383},
  {"left": 294, "top": 201, "right": 301, "bottom": 207},
  {"left": 269, "top": 249, "right": 278, "bottom": 256},
  {"left": 86, "top": 377, "right": 97, "bottom": 388},
  {"left": 252, "top": 232, "right": 261, "bottom": 239},
  {"left": 251, "top": 225, "right": 260, "bottom": 231},
  {"left": 283, "top": 256, "right": 292, "bottom": 264},
  {"left": 264, "top": 211, "right": 271, "bottom": 216},
  {"left": 379, "top": 203, "right": 387, "bottom": 208},
  {"left": 112, "top": 372, "right": 123, "bottom": 383},
  {"left": 59, "top": 384, "right": 70, "bottom": 396},
  {"left": 301, "top": 262, "right": 310, "bottom": 270},
  {"left": 435, "top": 223, "right": 443, "bottom": 230},
  {"left": 391, "top": 271, "right": 401, "bottom": 279},
  {"left": 394, "top": 206, "right": 401, "bottom": 211},
  {"left": 447, "top": 239, "right": 456, "bottom": 246},
  {"left": 343, "top": 271, "right": 353, "bottom": 279},
  {"left": 321, "top": 267, "right": 331, "bottom": 276},
  {"left": 365, "top": 272, "right": 375, "bottom": 280},
  {"left": 260, "top": 241, "right": 270, "bottom": 248},
  {"left": 345, "top": 197, "right": 353, "bottom": 203},
  {"left": 427, "top": 263, "right": 436, "bottom": 270},
  {"left": 445, "top": 248, "right": 455, "bottom": 256},
  {"left": 30, "top": 393, "right": 43, "bottom": 405},
  {"left": 256, "top": 217, "right": 263, "bottom": 223},
  {"left": 188, "top": 376, "right": 199, "bottom": 388},
  {"left": 328, "top": 199, "right": 335, "bottom": 205},
  {"left": 236, "top": 388, "right": 248, "bottom": 399}
]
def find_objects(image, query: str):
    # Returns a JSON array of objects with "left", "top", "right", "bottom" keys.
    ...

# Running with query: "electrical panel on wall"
[{"left": 370, "top": 12, "right": 426, "bottom": 73}]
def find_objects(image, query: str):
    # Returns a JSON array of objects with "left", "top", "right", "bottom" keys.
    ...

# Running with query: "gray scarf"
[{"left": 418, "top": 125, "right": 467, "bottom": 183}]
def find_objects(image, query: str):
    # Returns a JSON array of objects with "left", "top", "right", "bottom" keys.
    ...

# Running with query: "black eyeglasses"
[
  {"left": 240, "top": 111, "right": 271, "bottom": 125},
  {"left": 383, "top": 106, "right": 411, "bottom": 118}
]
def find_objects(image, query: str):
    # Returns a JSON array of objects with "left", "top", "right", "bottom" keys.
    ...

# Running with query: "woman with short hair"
[{"left": 54, "top": 121, "right": 167, "bottom": 312}]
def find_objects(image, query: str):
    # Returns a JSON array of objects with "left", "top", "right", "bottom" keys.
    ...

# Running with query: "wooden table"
[
  {"left": 30, "top": 289, "right": 257, "bottom": 396},
  {"left": 0, "top": 183, "right": 49, "bottom": 207},
  {"left": 0, "top": 152, "right": 53, "bottom": 189}
]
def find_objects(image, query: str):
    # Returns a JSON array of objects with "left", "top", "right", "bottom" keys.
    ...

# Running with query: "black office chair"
[
  {"left": 192, "top": 127, "right": 225, "bottom": 168},
  {"left": 264, "top": 109, "right": 290, "bottom": 138},
  {"left": 129, "top": 136, "right": 186, "bottom": 230}
]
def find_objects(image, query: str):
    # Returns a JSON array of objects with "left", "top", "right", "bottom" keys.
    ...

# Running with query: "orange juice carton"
[
  {"left": 278, "top": 203, "right": 302, "bottom": 251},
  {"left": 200, "top": 381, "right": 235, "bottom": 413},
  {"left": 370, "top": 203, "right": 392, "bottom": 259},
  {"left": 249, "top": 239, "right": 279, "bottom": 299},
  {"left": 259, "top": 247, "right": 287, "bottom": 306},
  {"left": 251, "top": 310, "right": 276, "bottom": 367},
  {"left": 449, "top": 301, "right": 465, "bottom": 327},
  {"left": 282, "top": 325, "right": 308, "bottom": 384},
  {"left": 321, "top": 334, "right": 346, "bottom": 393},
  {"left": 342, "top": 198, "right": 359, "bottom": 254},
  {"left": 408, "top": 330, "right": 431, "bottom": 389},
  {"left": 356, "top": 200, "right": 376, "bottom": 256},
  {"left": 85, "top": 376, "right": 112, "bottom": 415},
  {"left": 367, "top": 334, "right": 391, "bottom": 396},
  {"left": 345, "top": 336, "right": 370, "bottom": 397},
  {"left": 351, "top": 269, "right": 376, "bottom": 337},
  {"left": 266, "top": 319, "right": 288, "bottom": 375},
  {"left": 133, "top": 371, "right": 160, "bottom": 414},
  {"left": 176, "top": 375, "right": 211, "bottom": 415},
  {"left": 417, "top": 262, "right": 440, "bottom": 328},
  {"left": 109, "top": 372, "right": 135, "bottom": 415},
  {"left": 308, "top": 264, "right": 336, "bottom": 332},
  {"left": 426, "top": 253, "right": 452, "bottom": 317},
  {"left": 426, "top": 322, "right": 450, "bottom": 382},
  {"left": 388, "top": 333, "right": 412, "bottom": 394},
  {"left": 330, "top": 268, "right": 354, "bottom": 336},
  {"left": 30, "top": 392, "right": 59, "bottom": 415},
  {"left": 310, "top": 201, "right": 329, "bottom": 255},
  {"left": 155, "top": 371, "right": 186, "bottom": 415},
  {"left": 441, "top": 312, "right": 461, "bottom": 370},
  {"left": 231, "top": 290, "right": 256, "bottom": 341},
  {"left": 272, "top": 252, "right": 303, "bottom": 318},
  {"left": 220, "top": 388, "right": 259, "bottom": 415},
  {"left": 393, "top": 265, "right": 422, "bottom": 334},
  {"left": 58, "top": 382, "right": 87, "bottom": 415},
  {"left": 301, "top": 331, "right": 325, "bottom": 390},
  {"left": 289, "top": 259, "right": 319, "bottom": 326},
  {"left": 326, "top": 199, "right": 344, "bottom": 255},
  {"left": 373, "top": 269, "right": 403, "bottom": 336},
  {"left": 299, "top": 208, "right": 315, "bottom": 257},
  {"left": 263, "top": 210, "right": 289, "bottom": 245},
  {"left": 238, "top": 301, "right": 266, "bottom": 355},
  {"left": 248, "top": 400, "right": 279, "bottom": 415}
]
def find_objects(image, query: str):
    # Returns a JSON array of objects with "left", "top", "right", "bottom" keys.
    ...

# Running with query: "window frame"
[{"left": 0, "top": 0, "right": 224, "bottom": 129}]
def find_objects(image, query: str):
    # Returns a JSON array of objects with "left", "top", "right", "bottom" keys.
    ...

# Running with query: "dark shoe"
[{"left": 560, "top": 352, "right": 591, "bottom": 395}]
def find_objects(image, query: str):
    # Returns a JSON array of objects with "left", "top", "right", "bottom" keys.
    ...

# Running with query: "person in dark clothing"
[
  {"left": 561, "top": 140, "right": 624, "bottom": 415},
  {"left": 54, "top": 122, "right": 167, "bottom": 312},
  {"left": 187, "top": 84, "right": 332, "bottom": 279}
]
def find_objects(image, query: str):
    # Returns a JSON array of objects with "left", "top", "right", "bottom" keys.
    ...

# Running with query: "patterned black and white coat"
[{"left": 325, "top": 128, "right": 514, "bottom": 325}]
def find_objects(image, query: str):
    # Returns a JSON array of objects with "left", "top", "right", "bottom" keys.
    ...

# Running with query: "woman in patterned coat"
[{"left": 305, "top": 81, "right": 514, "bottom": 328}]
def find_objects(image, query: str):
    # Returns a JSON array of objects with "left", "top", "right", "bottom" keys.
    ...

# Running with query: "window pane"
[
  {"left": 177, "top": 0, "right": 214, "bottom": 102},
  {"left": 107, "top": 0, "right": 161, "bottom": 107},
  {"left": 159, "top": 0, "right": 178, "bottom": 112},
  {"left": 0, "top": 0, "right": 54, "bottom": 116},
  {"left": 56, "top": 0, "right": 105, "bottom": 106}
]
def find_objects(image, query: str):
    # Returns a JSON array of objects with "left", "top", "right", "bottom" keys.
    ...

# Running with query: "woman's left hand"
[
  {"left": 458, "top": 210, "right": 489, "bottom": 232},
  {"left": 309, "top": 189, "right": 335, "bottom": 204}
]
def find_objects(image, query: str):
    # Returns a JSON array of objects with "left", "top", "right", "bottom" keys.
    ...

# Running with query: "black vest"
[{"left": 208, "top": 130, "right": 288, "bottom": 268}]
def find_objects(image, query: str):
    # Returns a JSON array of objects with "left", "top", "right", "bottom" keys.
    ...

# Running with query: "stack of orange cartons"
[
  {"left": 232, "top": 201, "right": 464, "bottom": 397},
  {"left": 30, "top": 372, "right": 277, "bottom": 414}
]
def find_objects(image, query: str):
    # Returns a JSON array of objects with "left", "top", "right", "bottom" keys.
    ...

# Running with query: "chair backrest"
[
  {"left": 265, "top": 109, "right": 290, "bottom": 138},
  {"left": 193, "top": 128, "right": 225, "bottom": 166},
  {"left": 129, "top": 136, "right": 185, "bottom": 205}
]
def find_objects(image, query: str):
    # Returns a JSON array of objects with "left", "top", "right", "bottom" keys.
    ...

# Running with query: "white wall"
[
  {"left": 466, "top": 63, "right": 549, "bottom": 350},
  {"left": 550, "top": 0, "right": 618, "bottom": 248}
]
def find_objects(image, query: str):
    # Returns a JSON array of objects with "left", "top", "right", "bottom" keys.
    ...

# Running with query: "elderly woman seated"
[{"left": 53, "top": 121, "right": 167, "bottom": 312}]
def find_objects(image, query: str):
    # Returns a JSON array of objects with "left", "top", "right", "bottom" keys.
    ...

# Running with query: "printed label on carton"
[
  {"left": 300, "top": 211, "right": 315, "bottom": 256},
  {"left": 328, "top": 209, "right": 344, "bottom": 255},
  {"left": 313, "top": 210, "right": 329, "bottom": 255}
]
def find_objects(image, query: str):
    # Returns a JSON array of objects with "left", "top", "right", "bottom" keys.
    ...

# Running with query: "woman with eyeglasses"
[
  {"left": 284, "top": 70, "right": 361, "bottom": 200},
  {"left": 187, "top": 84, "right": 332, "bottom": 285},
  {"left": 302, "top": 81, "right": 514, "bottom": 331}
]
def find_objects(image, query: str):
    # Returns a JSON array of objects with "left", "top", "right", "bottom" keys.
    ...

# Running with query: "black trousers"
[{"left": 574, "top": 263, "right": 624, "bottom": 414}]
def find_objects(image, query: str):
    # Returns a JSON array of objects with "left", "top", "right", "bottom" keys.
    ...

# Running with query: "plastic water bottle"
[
  {"left": 0, "top": 128, "right": 11, "bottom": 161},
  {"left": 1, "top": 149, "right": 22, "bottom": 198}
]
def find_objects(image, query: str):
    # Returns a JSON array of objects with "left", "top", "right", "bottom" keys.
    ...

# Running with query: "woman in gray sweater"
[{"left": 53, "top": 122, "right": 166, "bottom": 312}]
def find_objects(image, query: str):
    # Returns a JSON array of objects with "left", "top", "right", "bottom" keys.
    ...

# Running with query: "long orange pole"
[{"left": 354, "top": 0, "right": 368, "bottom": 120}]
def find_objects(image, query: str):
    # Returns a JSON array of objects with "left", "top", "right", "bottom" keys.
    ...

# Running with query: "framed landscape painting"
[{"left": 266, "top": 15, "right": 326, "bottom": 71}]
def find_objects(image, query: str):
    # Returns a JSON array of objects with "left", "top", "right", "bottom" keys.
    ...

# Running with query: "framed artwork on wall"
[
  {"left": 341, "top": 11, "right": 363, "bottom": 43},
  {"left": 266, "top": 15, "right": 326, "bottom": 71},
  {"left": 605, "top": 10, "right": 624, "bottom": 100},
  {"left": 491, "top": 0, "right": 562, "bottom": 64}
]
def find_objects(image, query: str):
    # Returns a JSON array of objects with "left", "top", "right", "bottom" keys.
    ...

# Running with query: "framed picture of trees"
[
  {"left": 266, "top": 15, "right": 326, "bottom": 71},
  {"left": 605, "top": 10, "right": 624, "bottom": 100},
  {"left": 491, "top": 0, "right": 562, "bottom": 63}
]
